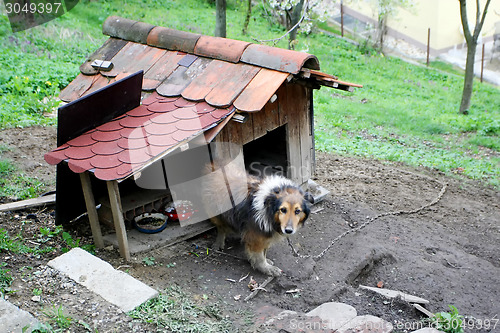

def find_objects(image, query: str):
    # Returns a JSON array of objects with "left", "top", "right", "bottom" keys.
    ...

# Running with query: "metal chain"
[{"left": 288, "top": 176, "right": 448, "bottom": 261}]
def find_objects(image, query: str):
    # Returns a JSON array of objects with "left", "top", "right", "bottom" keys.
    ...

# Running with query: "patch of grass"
[
  {"left": 0, "top": 228, "right": 32, "bottom": 254},
  {"left": 41, "top": 305, "right": 73, "bottom": 331},
  {"left": 429, "top": 60, "right": 465, "bottom": 77},
  {"left": 0, "top": 262, "right": 15, "bottom": 297},
  {"left": 128, "top": 285, "right": 233, "bottom": 333},
  {"left": 60, "top": 231, "right": 95, "bottom": 254},
  {"left": 37, "top": 226, "right": 63, "bottom": 244},
  {"left": 0, "top": 158, "right": 46, "bottom": 199},
  {"left": 0, "top": 225, "right": 94, "bottom": 257},
  {"left": 308, "top": 31, "right": 499, "bottom": 187}
]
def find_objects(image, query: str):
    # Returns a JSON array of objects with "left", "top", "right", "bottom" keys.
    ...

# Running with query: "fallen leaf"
[{"left": 248, "top": 276, "right": 258, "bottom": 291}]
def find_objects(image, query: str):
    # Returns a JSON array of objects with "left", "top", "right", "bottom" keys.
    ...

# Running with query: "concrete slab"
[
  {"left": 0, "top": 298, "right": 40, "bottom": 333},
  {"left": 47, "top": 248, "right": 158, "bottom": 312},
  {"left": 337, "top": 315, "right": 393, "bottom": 333},
  {"left": 103, "top": 220, "right": 213, "bottom": 254},
  {"left": 306, "top": 302, "right": 357, "bottom": 331}
]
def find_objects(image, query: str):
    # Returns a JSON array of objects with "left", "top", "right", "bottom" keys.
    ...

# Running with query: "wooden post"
[
  {"left": 340, "top": 1, "right": 344, "bottom": 38},
  {"left": 79, "top": 172, "right": 104, "bottom": 248},
  {"left": 480, "top": 43, "right": 485, "bottom": 83},
  {"left": 426, "top": 28, "right": 431, "bottom": 66},
  {"left": 285, "top": 83, "right": 303, "bottom": 184},
  {"left": 106, "top": 180, "right": 130, "bottom": 261}
]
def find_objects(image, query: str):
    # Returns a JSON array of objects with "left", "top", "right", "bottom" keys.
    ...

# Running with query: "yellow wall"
[{"left": 344, "top": 0, "right": 500, "bottom": 53}]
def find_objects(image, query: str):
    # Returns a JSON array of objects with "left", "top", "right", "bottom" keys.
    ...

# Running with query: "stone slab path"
[
  {"left": 47, "top": 247, "right": 158, "bottom": 312},
  {"left": 0, "top": 297, "right": 40, "bottom": 333}
]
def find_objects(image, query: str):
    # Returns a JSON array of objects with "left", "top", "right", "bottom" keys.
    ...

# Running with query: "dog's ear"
[
  {"left": 304, "top": 191, "right": 315, "bottom": 204},
  {"left": 264, "top": 193, "right": 281, "bottom": 213}
]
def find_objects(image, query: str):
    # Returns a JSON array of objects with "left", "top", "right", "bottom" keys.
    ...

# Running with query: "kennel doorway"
[{"left": 243, "top": 124, "right": 289, "bottom": 178}]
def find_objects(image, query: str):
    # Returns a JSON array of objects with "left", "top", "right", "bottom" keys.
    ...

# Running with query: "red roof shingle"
[{"left": 45, "top": 92, "right": 234, "bottom": 181}]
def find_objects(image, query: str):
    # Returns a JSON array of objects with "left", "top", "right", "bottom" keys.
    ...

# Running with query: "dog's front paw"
[
  {"left": 266, "top": 258, "right": 274, "bottom": 265},
  {"left": 211, "top": 241, "right": 224, "bottom": 251},
  {"left": 260, "top": 264, "right": 282, "bottom": 277}
]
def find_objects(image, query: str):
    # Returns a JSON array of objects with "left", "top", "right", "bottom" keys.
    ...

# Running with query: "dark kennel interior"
[{"left": 243, "top": 124, "right": 288, "bottom": 178}]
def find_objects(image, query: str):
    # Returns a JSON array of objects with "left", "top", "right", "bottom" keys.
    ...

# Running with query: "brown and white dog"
[{"left": 203, "top": 162, "right": 313, "bottom": 276}]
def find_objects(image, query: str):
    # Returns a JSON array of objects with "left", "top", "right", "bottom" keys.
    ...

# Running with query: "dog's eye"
[
  {"left": 295, "top": 209, "right": 301, "bottom": 215},
  {"left": 280, "top": 207, "right": 287, "bottom": 214}
]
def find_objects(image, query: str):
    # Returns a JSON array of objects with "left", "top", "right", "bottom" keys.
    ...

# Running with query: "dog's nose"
[{"left": 284, "top": 227, "right": 294, "bottom": 234}]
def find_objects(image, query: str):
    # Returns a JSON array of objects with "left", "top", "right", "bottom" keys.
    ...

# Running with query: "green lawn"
[{"left": 0, "top": 0, "right": 499, "bottom": 192}]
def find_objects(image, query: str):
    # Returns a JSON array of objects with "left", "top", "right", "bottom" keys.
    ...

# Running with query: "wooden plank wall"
[{"left": 214, "top": 82, "right": 313, "bottom": 185}]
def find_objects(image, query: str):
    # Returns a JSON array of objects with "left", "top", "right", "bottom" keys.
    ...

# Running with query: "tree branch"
[
  {"left": 459, "top": 0, "right": 473, "bottom": 44},
  {"left": 473, "top": 0, "right": 492, "bottom": 41},
  {"left": 475, "top": 0, "right": 481, "bottom": 30},
  {"left": 251, "top": 0, "right": 309, "bottom": 45}
]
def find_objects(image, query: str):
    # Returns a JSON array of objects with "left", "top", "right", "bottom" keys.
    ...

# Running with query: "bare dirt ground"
[{"left": 1, "top": 126, "right": 499, "bottom": 332}]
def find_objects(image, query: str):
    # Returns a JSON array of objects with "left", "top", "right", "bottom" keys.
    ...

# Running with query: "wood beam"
[
  {"left": 106, "top": 180, "right": 130, "bottom": 260},
  {"left": 79, "top": 172, "right": 104, "bottom": 248}
]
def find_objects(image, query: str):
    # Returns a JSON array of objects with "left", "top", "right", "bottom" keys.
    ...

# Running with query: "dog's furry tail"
[{"left": 202, "top": 160, "right": 257, "bottom": 217}]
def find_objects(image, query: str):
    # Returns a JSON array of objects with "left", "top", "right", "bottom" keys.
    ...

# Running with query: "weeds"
[
  {"left": 61, "top": 231, "right": 95, "bottom": 254},
  {"left": 0, "top": 158, "right": 46, "bottom": 199},
  {"left": 0, "top": 228, "right": 31, "bottom": 254},
  {"left": 0, "top": 226, "right": 94, "bottom": 256},
  {"left": 142, "top": 256, "right": 157, "bottom": 266},
  {"left": 430, "top": 305, "right": 464, "bottom": 333},
  {"left": 0, "top": 262, "right": 14, "bottom": 297},
  {"left": 128, "top": 285, "right": 233, "bottom": 332},
  {"left": 42, "top": 305, "right": 72, "bottom": 330},
  {"left": 38, "top": 225, "right": 63, "bottom": 243}
]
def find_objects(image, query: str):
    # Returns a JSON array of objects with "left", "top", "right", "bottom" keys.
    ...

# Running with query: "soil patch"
[{"left": 1, "top": 126, "right": 499, "bottom": 332}]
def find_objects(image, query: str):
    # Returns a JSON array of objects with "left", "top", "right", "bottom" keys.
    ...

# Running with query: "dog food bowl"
[
  {"left": 163, "top": 200, "right": 197, "bottom": 222},
  {"left": 133, "top": 213, "right": 168, "bottom": 234}
]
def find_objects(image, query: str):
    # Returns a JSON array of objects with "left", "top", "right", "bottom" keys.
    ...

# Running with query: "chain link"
[{"left": 288, "top": 177, "right": 448, "bottom": 261}]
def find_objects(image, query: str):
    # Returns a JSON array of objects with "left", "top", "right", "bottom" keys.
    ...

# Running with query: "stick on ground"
[{"left": 244, "top": 276, "right": 275, "bottom": 302}]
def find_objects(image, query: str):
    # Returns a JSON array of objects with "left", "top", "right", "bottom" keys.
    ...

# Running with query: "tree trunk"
[
  {"left": 459, "top": 43, "right": 477, "bottom": 114},
  {"left": 215, "top": 0, "right": 227, "bottom": 38},
  {"left": 242, "top": 0, "right": 252, "bottom": 35},
  {"left": 375, "top": 15, "right": 387, "bottom": 51},
  {"left": 288, "top": 0, "right": 304, "bottom": 49},
  {"left": 457, "top": 0, "right": 492, "bottom": 114}
]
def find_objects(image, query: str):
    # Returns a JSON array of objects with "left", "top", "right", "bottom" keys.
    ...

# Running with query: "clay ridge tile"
[
  {"left": 193, "top": 35, "right": 250, "bottom": 63},
  {"left": 240, "top": 43, "right": 320, "bottom": 74},
  {"left": 147, "top": 26, "right": 201, "bottom": 54},
  {"left": 103, "top": 16, "right": 155, "bottom": 44},
  {"left": 100, "top": 16, "right": 318, "bottom": 75}
]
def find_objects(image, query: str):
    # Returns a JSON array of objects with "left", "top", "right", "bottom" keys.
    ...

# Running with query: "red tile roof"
[
  {"left": 46, "top": 16, "right": 361, "bottom": 181},
  {"left": 45, "top": 92, "right": 233, "bottom": 181}
]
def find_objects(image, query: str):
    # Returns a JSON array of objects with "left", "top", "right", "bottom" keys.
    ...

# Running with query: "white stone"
[
  {"left": 306, "top": 302, "right": 357, "bottom": 330},
  {"left": 48, "top": 247, "right": 158, "bottom": 312},
  {"left": 359, "top": 285, "right": 430, "bottom": 304},
  {"left": 337, "top": 315, "right": 393, "bottom": 333},
  {"left": 0, "top": 298, "right": 40, "bottom": 333}
]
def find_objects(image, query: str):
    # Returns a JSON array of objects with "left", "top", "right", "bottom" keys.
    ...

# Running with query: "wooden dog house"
[{"left": 44, "top": 16, "right": 361, "bottom": 260}]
